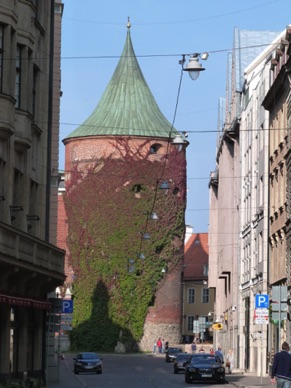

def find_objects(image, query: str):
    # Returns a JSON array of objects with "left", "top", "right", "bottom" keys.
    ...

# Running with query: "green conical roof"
[{"left": 64, "top": 25, "right": 178, "bottom": 140}]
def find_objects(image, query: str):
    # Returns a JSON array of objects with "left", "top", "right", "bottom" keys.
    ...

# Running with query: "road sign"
[
  {"left": 254, "top": 308, "right": 269, "bottom": 325},
  {"left": 61, "top": 324, "right": 72, "bottom": 331},
  {"left": 61, "top": 314, "right": 73, "bottom": 323},
  {"left": 62, "top": 299, "right": 73, "bottom": 314},
  {"left": 255, "top": 294, "right": 269, "bottom": 309}
]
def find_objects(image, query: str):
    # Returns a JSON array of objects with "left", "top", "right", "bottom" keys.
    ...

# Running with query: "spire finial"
[{"left": 127, "top": 17, "right": 131, "bottom": 29}]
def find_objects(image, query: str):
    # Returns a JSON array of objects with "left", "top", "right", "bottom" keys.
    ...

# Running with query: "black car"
[
  {"left": 165, "top": 347, "right": 184, "bottom": 362},
  {"left": 173, "top": 353, "right": 193, "bottom": 373},
  {"left": 185, "top": 353, "right": 225, "bottom": 384},
  {"left": 73, "top": 352, "right": 103, "bottom": 374}
]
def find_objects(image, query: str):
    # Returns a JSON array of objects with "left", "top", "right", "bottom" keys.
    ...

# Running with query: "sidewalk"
[
  {"left": 46, "top": 358, "right": 86, "bottom": 388},
  {"left": 226, "top": 372, "right": 273, "bottom": 388}
]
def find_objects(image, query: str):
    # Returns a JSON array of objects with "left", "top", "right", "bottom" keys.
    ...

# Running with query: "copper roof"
[{"left": 64, "top": 26, "right": 178, "bottom": 141}]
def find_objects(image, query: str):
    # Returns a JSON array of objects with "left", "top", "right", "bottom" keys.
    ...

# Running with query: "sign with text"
[{"left": 254, "top": 308, "right": 269, "bottom": 325}]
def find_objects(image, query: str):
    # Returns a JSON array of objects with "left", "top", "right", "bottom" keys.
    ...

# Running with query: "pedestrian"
[
  {"left": 162, "top": 338, "right": 165, "bottom": 353},
  {"left": 153, "top": 341, "right": 157, "bottom": 355},
  {"left": 271, "top": 341, "right": 291, "bottom": 388},
  {"left": 226, "top": 349, "right": 234, "bottom": 373},
  {"left": 215, "top": 345, "right": 224, "bottom": 363},
  {"left": 210, "top": 348, "right": 214, "bottom": 355},
  {"left": 165, "top": 341, "right": 169, "bottom": 351},
  {"left": 191, "top": 342, "right": 197, "bottom": 354},
  {"left": 157, "top": 337, "right": 162, "bottom": 353}
]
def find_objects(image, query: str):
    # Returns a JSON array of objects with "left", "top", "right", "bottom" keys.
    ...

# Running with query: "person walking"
[
  {"left": 191, "top": 341, "right": 197, "bottom": 354},
  {"left": 215, "top": 345, "right": 224, "bottom": 363},
  {"left": 271, "top": 342, "right": 291, "bottom": 388}
]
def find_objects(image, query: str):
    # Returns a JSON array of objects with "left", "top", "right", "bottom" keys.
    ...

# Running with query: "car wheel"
[
  {"left": 185, "top": 375, "right": 191, "bottom": 384},
  {"left": 74, "top": 369, "right": 79, "bottom": 375}
]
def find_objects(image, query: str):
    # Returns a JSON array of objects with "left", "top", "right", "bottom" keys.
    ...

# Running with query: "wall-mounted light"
[
  {"left": 159, "top": 180, "right": 170, "bottom": 190},
  {"left": 149, "top": 212, "right": 159, "bottom": 221},
  {"left": 203, "top": 280, "right": 208, "bottom": 285}
]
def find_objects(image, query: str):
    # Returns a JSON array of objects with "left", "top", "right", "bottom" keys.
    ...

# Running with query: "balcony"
[{"left": 0, "top": 222, "right": 65, "bottom": 295}]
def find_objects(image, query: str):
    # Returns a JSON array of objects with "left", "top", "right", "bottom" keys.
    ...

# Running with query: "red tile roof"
[{"left": 184, "top": 233, "right": 208, "bottom": 281}]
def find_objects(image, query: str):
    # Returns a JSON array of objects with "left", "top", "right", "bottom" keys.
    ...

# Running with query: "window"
[
  {"left": 15, "top": 45, "right": 22, "bottom": 108},
  {"left": 203, "top": 264, "right": 208, "bottom": 276},
  {"left": 187, "top": 316, "right": 194, "bottom": 331},
  {"left": 188, "top": 288, "right": 195, "bottom": 304},
  {"left": 32, "top": 65, "right": 39, "bottom": 120},
  {"left": 149, "top": 143, "right": 162, "bottom": 154},
  {"left": 0, "top": 25, "right": 3, "bottom": 91},
  {"left": 202, "top": 288, "right": 209, "bottom": 303}
]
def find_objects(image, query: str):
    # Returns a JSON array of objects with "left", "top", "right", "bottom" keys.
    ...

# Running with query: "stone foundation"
[{"left": 138, "top": 322, "right": 182, "bottom": 352}]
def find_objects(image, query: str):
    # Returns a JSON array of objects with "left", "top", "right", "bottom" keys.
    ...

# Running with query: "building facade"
[
  {"left": 0, "top": 0, "right": 65, "bottom": 383},
  {"left": 182, "top": 232, "right": 214, "bottom": 344},
  {"left": 209, "top": 28, "right": 281, "bottom": 375},
  {"left": 262, "top": 27, "right": 291, "bottom": 353}
]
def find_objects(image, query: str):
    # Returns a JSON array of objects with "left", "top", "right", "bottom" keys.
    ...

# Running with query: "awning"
[{"left": 0, "top": 294, "right": 52, "bottom": 309}]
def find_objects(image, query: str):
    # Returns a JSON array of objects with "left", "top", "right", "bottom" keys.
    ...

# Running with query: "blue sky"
[{"left": 60, "top": 0, "right": 291, "bottom": 232}]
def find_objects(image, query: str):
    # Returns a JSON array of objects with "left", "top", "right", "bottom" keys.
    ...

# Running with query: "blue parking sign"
[
  {"left": 62, "top": 299, "right": 73, "bottom": 314},
  {"left": 255, "top": 294, "right": 269, "bottom": 309}
]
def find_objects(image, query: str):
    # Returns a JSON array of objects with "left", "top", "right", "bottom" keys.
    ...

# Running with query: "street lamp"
[{"left": 182, "top": 52, "right": 209, "bottom": 80}]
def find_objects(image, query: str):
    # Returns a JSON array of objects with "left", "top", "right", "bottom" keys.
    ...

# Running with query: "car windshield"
[
  {"left": 190, "top": 355, "right": 218, "bottom": 364},
  {"left": 176, "top": 354, "right": 192, "bottom": 361},
  {"left": 169, "top": 348, "right": 183, "bottom": 353},
  {"left": 78, "top": 353, "right": 98, "bottom": 360}
]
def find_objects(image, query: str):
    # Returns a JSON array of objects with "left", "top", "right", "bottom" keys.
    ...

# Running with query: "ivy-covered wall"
[{"left": 64, "top": 144, "right": 186, "bottom": 351}]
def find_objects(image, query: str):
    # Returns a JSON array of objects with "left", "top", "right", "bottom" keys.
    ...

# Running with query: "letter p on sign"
[
  {"left": 255, "top": 294, "right": 269, "bottom": 309},
  {"left": 62, "top": 300, "right": 73, "bottom": 314}
]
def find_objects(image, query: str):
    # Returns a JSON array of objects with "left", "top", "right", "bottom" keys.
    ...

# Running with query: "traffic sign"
[
  {"left": 61, "top": 314, "right": 73, "bottom": 323},
  {"left": 61, "top": 324, "right": 72, "bottom": 331},
  {"left": 254, "top": 308, "right": 269, "bottom": 325},
  {"left": 62, "top": 299, "right": 73, "bottom": 314},
  {"left": 255, "top": 294, "right": 269, "bottom": 309}
]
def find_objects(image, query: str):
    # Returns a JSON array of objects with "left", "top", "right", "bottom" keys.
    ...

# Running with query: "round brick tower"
[{"left": 62, "top": 23, "right": 188, "bottom": 351}]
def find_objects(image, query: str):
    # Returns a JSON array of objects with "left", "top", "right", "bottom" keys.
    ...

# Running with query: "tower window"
[{"left": 149, "top": 143, "right": 162, "bottom": 154}]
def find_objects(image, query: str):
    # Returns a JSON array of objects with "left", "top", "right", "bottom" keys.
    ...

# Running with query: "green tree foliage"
[{"left": 65, "top": 143, "right": 186, "bottom": 351}]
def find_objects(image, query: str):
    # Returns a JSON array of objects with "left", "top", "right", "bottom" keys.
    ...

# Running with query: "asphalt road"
[{"left": 60, "top": 353, "right": 230, "bottom": 388}]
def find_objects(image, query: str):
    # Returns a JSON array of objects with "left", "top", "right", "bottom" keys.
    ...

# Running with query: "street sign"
[
  {"left": 61, "top": 324, "right": 72, "bottom": 331},
  {"left": 61, "top": 314, "right": 73, "bottom": 323},
  {"left": 255, "top": 294, "right": 269, "bottom": 309},
  {"left": 62, "top": 299, "right": 73, "bottom": 314},
  {"left": 254, "top": 308, "right": 269, "bottom": 325}
]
